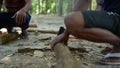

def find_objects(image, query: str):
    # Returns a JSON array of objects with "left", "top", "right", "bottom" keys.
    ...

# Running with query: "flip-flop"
[{"left": 99, "top": 53, "right": 120, "bottom": 65}]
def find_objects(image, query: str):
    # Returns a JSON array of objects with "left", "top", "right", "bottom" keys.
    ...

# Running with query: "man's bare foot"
[
  {"left": 101, "top": 47, "right": 112, "bottom": 55},
  {"left": 20, "top": 30, "right": 28, "bottom": 39},
  {"left": 101, "top": 44, "right": 113, "bottom": 55}
]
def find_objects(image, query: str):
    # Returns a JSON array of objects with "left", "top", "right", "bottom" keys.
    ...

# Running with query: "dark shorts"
[
  {"left": 0, "top": 12, "right": 31, "bottom": 30},
  {"left": 82, "top": 10, "right": 120, "bottom": 36}
]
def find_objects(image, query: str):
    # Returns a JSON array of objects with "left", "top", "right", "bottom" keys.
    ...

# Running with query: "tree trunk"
[
  {"left": 45, "top": 0, "right": 49, "bottom": 14},
  {"left": 67, "top": 0, "right": 73, "bottom": 13},
  {"left": 58, "top": 0, "right": 63, "bottom": 16},
  {"left": 38, "top": 0, "right": 41, "bottom": 14}
]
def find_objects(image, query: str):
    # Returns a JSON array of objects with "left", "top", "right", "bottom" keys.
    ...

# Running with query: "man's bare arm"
[
  {"left": 21, "top": 0, "right": 32, "bottom": 12},
  {"left": 73, "top": 0, "right": 92, "bottom": 11},
  {"left": 96, "top": 4, "right": 103, "bottom": 11},
  {"left": 96, "top": 0, "right": 104, "bottom": 11},
  {"left": 12, "top": 0, "right": 31, "bottom": 24}
]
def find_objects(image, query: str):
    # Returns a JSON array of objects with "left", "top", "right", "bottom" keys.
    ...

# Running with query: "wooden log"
[
  {"left": 0, "top": 32, "right": 19, "bottom": 44},
  {"left": 27, "top": 29, "right": 58, "bottom": 34},
  {"left": 29, "top": 23, "right": 37, "bottom": 28},
  {"left": 54, "top": 43, "right": 80, "bottom": 68}
]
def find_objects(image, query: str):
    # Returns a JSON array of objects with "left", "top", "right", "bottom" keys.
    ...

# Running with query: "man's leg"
[
  {"left": 19, "top": 13, "right": 31, "bottom": 39},
  {"left": 64, "top": 12, "right": 120, "bottom": 46},
  {"left": 73, "top": 0, "right": 112, "bottom": 55},
  {"left": 0, "top": 12, "right": 31, "bottom": 39},
  {"left": 63, "top": 11, "right": 120, "bottom": 63},
  {"left": 0, "top": 12, "right": 15, "bottom": 32}
]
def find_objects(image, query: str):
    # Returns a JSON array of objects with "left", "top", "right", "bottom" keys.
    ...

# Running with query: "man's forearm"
[
  {"left": 21, "top": 0, "right": 31, "bottom": 12},
  {"left": 96, "top": 0, "right": 104, "bottom": 11},
  {"left": 96, "top": 4, "right": 103, "bottom": 11},
  {"left": 96, "top": 1, "right": 104, "bottom": 11},
  {"left": 73, "top": 0, "right": 91, "bottom": 11}
]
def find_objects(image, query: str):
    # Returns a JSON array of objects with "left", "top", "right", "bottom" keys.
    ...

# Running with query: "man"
[
  {"left": 51, "top": 0, "right": 120, "bottom": 64},
  {"left": 75, "top": 0, "right": 113, "bottom": 55},
  {"left": 0, "top": 0, "right": 31, "bottom": 39}
]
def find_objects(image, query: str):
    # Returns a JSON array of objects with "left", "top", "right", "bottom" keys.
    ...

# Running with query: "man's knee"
[
  {"left": 64, "top": 12, "right": 84, "bottom": 29},
  {"left": 20, "top": 14, "right": 31, "bottom": 30}
]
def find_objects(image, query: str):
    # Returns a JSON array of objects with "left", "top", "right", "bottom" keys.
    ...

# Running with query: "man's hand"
[
  {"left": 12, "top": 10, "right": 26, "bottom": 25},
  {"left": 11, "top": 0, "right": 31, "bottom": 25},
  {"left": 51, "top": 31, "right": 69, "bottom": 50}
]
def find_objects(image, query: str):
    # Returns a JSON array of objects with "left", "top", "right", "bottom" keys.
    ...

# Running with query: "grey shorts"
[{"left": 82, "top": 11, "right": 120, "bottom": 36}]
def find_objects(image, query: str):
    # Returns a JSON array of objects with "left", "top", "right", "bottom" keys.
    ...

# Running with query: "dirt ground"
[{"left": 0, "top": 15, "right": 119, "bottom": 68}]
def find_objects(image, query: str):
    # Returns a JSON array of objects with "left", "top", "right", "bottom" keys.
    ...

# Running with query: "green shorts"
[{"left": 82, "top": 11, "right": 120, "bottom": 36}]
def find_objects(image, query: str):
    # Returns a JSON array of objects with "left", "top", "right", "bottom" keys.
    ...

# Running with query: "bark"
[{"left": 58, "top": 0, "right": 63, "bottom": 16}]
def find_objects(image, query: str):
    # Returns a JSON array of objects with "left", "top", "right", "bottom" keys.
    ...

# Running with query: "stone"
[{"left": 34, "top": 50, "right": 44, "bottom": 58}]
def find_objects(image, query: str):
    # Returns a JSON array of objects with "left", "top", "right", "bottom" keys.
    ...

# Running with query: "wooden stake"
[
  {"left": 54, "top": 43, "right": 80, "bottom": 68},
  {"left": 53, "top": 27, "right": 80, "bottom": 68}
]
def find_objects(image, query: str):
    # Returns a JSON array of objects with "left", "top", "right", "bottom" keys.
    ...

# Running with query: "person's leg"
[
  {"left": 19, "top": 13, "right": 31, "bottom": 39},
  {"left": 0, "top": 12, "right": 15, "bottom": 32},
  {"left": 63, "top": 11, "right": 120, "bottom": 63},
  {"left": 0, "top": 12, "right": 31, "bottom": 39},
  {"left": 6, "top": 24, "right": 14, "bottom": 33},
  {"left": 65, "top": 12, "right": 120, "bottom": 46}
]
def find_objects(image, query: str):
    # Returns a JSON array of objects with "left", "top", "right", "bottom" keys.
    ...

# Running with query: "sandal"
[{"left": 99, "top": 53, "right": 120, "bottom": 65}]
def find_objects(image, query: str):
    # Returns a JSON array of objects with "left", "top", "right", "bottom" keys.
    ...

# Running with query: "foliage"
[
  {"left": 30, "top": 0, "right": 97, "bottom": 16},
  {"left": 1, "top": 0, "right": 97, "bottom": 16}
]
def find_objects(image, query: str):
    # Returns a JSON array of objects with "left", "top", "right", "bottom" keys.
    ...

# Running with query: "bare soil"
[{"left": 0, "top": 15, "right": 119, "bottom": 68}]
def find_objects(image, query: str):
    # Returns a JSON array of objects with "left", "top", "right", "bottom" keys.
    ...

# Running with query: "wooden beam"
[
  {"left": 29, "top": 23, "right": 37, "bottom": 28},
  {"left": 27, "top": 29, "right": 58, "bottom": 34},
  {"left": 54, "top": 43, "right": 80, "bottom": 68}
]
